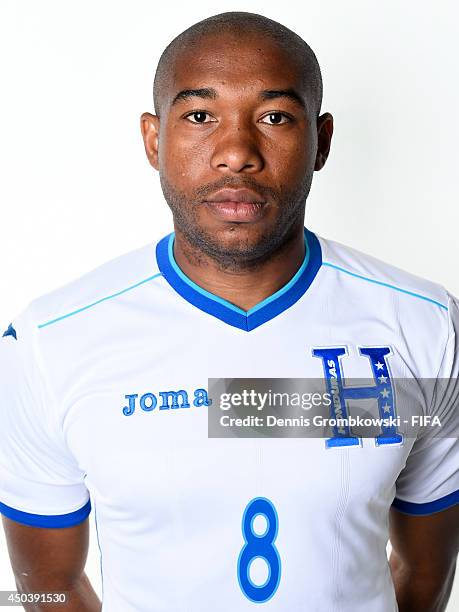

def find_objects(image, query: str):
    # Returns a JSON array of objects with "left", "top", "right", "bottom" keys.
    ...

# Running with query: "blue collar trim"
[{"left": 156, "top": 227, "right": 322, "bottom": 331}]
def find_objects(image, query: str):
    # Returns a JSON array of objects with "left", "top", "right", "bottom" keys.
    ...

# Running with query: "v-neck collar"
[{"left": 156, "top": 227, "right": 322, "bottom": 332}]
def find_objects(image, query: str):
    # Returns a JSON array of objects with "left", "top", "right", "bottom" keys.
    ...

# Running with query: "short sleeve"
[
  {"left": 0, "top": 304, "right": 91, "bottom": 528},
  {"left": 392, "top": 292, "right": 459, "bottom": 515}
]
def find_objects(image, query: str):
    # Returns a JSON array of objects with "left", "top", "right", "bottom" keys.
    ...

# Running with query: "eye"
[
  {"left": 259, "top": 112, "right": 292, "bottom": 125},
  {"left": 184, "top": 111, "right": 216, "bottom": 124}
]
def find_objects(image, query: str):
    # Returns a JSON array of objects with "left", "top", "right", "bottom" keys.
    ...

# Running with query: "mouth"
[{"left": 203, "top": 188, "right": 268, "bottom": 223}]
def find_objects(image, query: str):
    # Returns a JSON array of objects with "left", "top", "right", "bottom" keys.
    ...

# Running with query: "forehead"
[{"left": 170, "top": 32, "right": 305, "bottom": 96}]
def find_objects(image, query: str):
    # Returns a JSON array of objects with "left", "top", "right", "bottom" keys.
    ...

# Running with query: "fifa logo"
[{"left": 312, "top": 346, "right": 403, "bottom": 448}]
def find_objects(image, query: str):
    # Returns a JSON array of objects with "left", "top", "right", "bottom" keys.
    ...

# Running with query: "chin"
[
  {"left": 214, "top": 222, "right": 265, "bottom": 243},
  {"left": 199, "top": 223, "right": 276, "bottom": 263}
]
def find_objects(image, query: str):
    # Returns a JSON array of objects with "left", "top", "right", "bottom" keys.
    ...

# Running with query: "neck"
[{"left": 172, "top": 225, "right": 306, "bottom": 312}]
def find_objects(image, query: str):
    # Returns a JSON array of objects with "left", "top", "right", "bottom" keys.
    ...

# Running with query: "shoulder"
[
  {"left": 316, "top": 233, "right": 450, "bottom": 313},
  {"left": 21, "top": 240, "right": 163, "bottom": 334},
  {"left": 314, "top": 233, "right": 458, "bottom": 379}
]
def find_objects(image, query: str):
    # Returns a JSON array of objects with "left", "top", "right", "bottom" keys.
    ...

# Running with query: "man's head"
[{"left": 141, "top": 11, "right": 333, "bottom": 268}]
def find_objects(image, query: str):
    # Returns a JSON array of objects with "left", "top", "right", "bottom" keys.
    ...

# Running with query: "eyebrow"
[
  {"left": 170, "top": 87, "right": 306, "bottom": 110},
  {"left": 171, "top": 88, "right": 216, "bottom": 106},
  {"left": 259, "top": 88, "right": 306, "bottom": 109}
]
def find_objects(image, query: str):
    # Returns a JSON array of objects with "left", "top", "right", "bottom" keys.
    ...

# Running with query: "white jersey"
[{"left": 1, "top": 227, "right": 458, "bottom": 612}]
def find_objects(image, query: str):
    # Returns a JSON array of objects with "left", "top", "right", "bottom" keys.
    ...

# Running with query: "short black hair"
[{"left": 153, "top": 11, "right": 323, "bottom": 118}]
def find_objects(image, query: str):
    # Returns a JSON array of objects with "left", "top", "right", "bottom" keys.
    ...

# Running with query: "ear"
[
  {"left": 140, "top": 112, "right": 160, "bottom": 170},
  {"left": 314, "top": 112, "right": 334, "bottom": 171}
]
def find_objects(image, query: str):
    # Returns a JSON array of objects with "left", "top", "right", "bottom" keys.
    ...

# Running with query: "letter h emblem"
[{"left": 312, "top": 347, "right": 403, "bottom": 448}]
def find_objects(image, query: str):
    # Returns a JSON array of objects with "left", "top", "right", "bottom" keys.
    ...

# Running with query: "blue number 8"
[{"left": 237, "top": 497, "right": 281, "bottom": 603}]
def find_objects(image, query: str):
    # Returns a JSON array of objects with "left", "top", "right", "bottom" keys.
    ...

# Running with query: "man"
[{"left": 1, "top": 10, "right": 458, "bottom": 612}]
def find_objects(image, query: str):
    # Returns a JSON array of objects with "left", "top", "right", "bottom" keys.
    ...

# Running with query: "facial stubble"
[{"left": 160, "top": 171, "right": 314, "bottom": 272}]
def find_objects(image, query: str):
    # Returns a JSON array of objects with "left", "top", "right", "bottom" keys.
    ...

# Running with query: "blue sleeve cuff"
[
  {"left": 392, "top": 489, "right": 459, "bottom": 516},
  {"left": 0, "top": 499, "right": 91, "bottom": 528}
]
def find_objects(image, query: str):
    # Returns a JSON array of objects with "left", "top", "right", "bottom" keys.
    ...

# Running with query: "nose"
[{"left": 210, "top": 123, "right": 264, "bottom": 174}]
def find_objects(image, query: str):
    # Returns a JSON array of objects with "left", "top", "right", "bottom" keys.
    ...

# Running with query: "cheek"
[
  {"left": 159, "top": 130, "right": 209, "bottom": 188},
  {"left": 266, "top": 127, "right": 314, "bottom": 176},
  {"left": 269, "top": 143, "right": 311, "bottom": 186}
]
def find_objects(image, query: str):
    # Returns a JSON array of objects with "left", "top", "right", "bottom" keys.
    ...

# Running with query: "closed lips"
[{"left": 204, "top": 188, "right": 266, "bottom": 203}]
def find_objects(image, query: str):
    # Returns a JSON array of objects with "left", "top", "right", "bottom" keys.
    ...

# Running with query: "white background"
[{"left": 1, "top": 0, "right": 458, "bottom": 608}]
